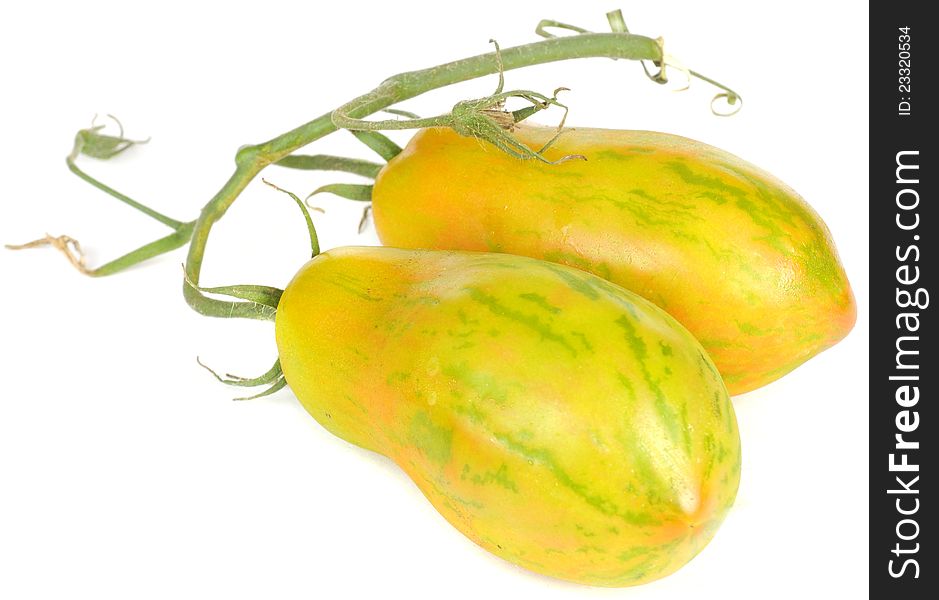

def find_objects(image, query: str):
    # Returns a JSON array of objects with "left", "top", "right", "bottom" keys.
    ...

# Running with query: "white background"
[{"left": 0, "top": 1, "right": 868, "bottom": 598}]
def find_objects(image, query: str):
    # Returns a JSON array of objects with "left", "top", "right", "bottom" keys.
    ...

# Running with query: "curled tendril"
[
  {"left": 710, "top": 93, "right": 742, "bottom": 117},
  {"left": 535, "top": 13, "right": 740, "bottom": 114},
  {"left": 688, "top": 69, "right": 742, "bottom": 116},
  {"left": 535, "top": 19, "right": 589, "bottom": 39},
  {"left": 91, "top": 114, "right": 124, "bottom": 138},
  {"left": 655, "top": 55, "right": 742, "bottom": 115},
  {"left": 74, "top": 114, "right": 149, "bottom": 161}
]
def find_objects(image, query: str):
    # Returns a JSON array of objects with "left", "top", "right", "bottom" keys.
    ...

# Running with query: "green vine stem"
[
  {"left": 15, "top": 18, "right": 743, "bottom": 322},
  {"left": 2, "top": 12, "right": 750, "bottom": 400},
  {"left": 183, "top": 31, "right": 669, "bottom": 318},
  {"left": 330, "top": 41, "right": 582, "bottom": 164}
]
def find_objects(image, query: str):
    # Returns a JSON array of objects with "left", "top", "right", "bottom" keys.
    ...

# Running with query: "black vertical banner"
[{"left": 870, "top": 2, "right": 934, "bottom": 596}]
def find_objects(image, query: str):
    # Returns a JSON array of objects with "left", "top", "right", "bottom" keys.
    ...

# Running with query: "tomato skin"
[
  {"left": 371, "top": 126, "right": 856, "bottom": 394},
  {"left": 275, "top": 247, "right": 740, "bottom": 587}
]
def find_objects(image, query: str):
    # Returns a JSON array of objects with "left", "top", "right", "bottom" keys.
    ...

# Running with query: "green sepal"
[
  {"left": 306, "top": 183, "right": 373, "bottom": 202},
  {"left": 233, "top": 376, "right": 288, "bottom": 401},
  {"left": 197, "top": 357, "right": 283, "bottom": 388},
  {"left": 275, "top": 154, "right": 383, "bottom": 179},
  {"left": 262, "top": 180, "right": 321, "bottom": 257},
  {"left": 349, "top": 130, "right": 403, "bottom": 161}
]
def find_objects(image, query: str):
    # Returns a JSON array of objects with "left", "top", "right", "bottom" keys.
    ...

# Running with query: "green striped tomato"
[
  {"left": 275, "top": 247, "right": 741, "bottom": 586},
  {"left": 371, "top": 126, "right": 857, "bottom": 394}
]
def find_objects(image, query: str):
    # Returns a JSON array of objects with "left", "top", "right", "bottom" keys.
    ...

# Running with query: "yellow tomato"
[{"left": 275, "top": 247, "right": 740, "bottom": 586}]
